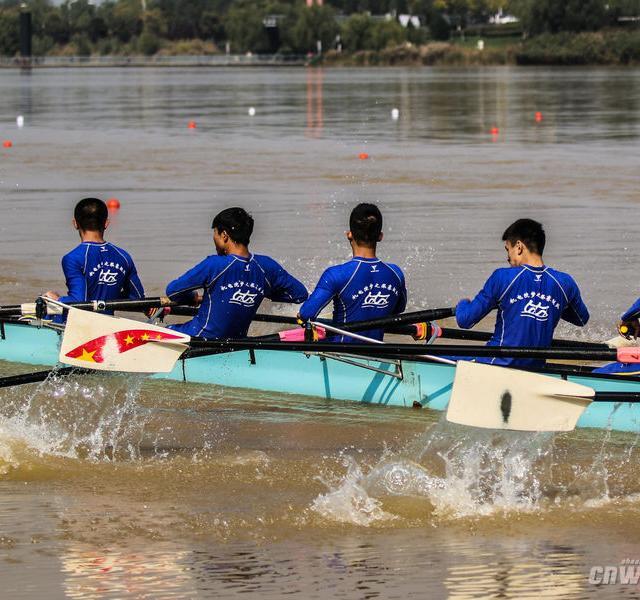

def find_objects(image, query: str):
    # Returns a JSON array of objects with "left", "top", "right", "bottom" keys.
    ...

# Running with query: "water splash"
[
  {"left": 0, "top": 368, "right": 148, "bottom": 469},
  {"left": 311, "top": 418, "right": 640, "bottom": 525}
]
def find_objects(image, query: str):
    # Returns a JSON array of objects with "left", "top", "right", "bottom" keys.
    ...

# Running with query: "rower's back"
[
  {"left": 299, "top": 256, "right": 406, "bottom": 342},
  {"left": 59, "top": 241, "right": 143, "bottom": 304},
  {"left": 165, "top": 207, "right": 307, "bottom": 340},
  {"left": 299, "top": 203, "right": 407, "bottom": 343},
  {"left": 48, "top": 198, "right": 144, "bottom": 312},
  {"left": 457, "top": 265, "right": 588, "bottom": 365},
  {"left": 167, "top": 252, "right": 307, "bottom": 339},
  {"left": 456, "top": 219, "right": 588, "bottom": 367}
]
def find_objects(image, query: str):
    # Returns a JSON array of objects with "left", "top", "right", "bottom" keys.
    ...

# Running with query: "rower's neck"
[
  {"left": 351, "top": 242, "right": 377, "bottom": 260},
  {"left": 227, "top": 244, "right": 250, "bottom": 259},
  {"left": 79, "top": 230, "right": 105, "bottom": 243},
  {"left": 522, "top": 253, "right": 544, "bottom": 268}
]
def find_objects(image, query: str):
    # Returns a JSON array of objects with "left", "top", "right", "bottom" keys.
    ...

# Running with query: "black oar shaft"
[
  {"left": 593, "top": 391, "right": 640, "bottom": 403},
  {"left": 186, "top": 339, "right": 619, "bottom": 361},
  {"left": 0, "top": 366, "right": 77, "bottom": 389},
  {"left": 0, "top": 296, "right": 177, "bottom": 317},
  {"left": 440, "top": 327, "right": 608, "bottom": 350}
]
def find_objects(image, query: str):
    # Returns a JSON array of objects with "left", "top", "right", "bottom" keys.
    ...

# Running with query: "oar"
[
  {"left": 165, "top": 306, "right": 457, "bottom": 332},
  {"left": 445, "top": 361, "right": 640, "bottom": 432},
  {"left": 438, "top": 327, "right": 610, "bottom": 349},
  {"left": 0, "top": 367, "right": 86, "bottom": 389},
  {"left": 184, "top": 339, "right": 637, "bottom": 362},
  {"left": 0, "top": 296, "right": 178, "bottom": 317}
]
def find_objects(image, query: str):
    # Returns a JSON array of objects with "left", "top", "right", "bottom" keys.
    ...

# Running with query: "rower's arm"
[
  {"left": 299, "top": 269, "right": 336, "bottom": 321},
  {"left": 166, "top": 259, "right": 212, "bottom": 304},
  {"left": 622, "top": 298, "right": 640, "bottom": 322},
  {"left": 58, "top": 253, "right": 87, "bottom": 304},
  {"left": 393, "top": 270, "right": 408, "bottom": 315},
  {"left": 122, "top": 262, "right": 145, "bottom": 300},
  {"left": 560, "top": 279, "right": 589, "bottom": 326},
  {"left": 455, "top": 272, "right": 499, "bottom": 329},
  {"left": 266, "top": 260, "right": 308, "bottom": 304}
]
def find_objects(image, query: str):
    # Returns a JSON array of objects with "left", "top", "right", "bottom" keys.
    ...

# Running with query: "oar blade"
[
  {"left": 59, "top": 308, "right": 190, "bottom": 373},
  {"left": 446, "top": 361, "right": 595, "bottom": 432}
]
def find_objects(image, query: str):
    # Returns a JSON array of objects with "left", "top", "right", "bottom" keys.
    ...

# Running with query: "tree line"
[{"left": 0, "top": 0, "right": 637, "bottom": 56}]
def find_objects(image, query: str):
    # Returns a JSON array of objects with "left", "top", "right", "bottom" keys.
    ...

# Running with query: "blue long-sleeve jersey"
[
  {"left": 299, "top": 257, "right": 407, "bottom": 343},
  {"left": 58, "top": 241, "right": 144, "bottom": 306},
  {"left": 166, "top": 253, "right": 308, "bottom": 339},
  {"left": 456, "top": 264, "right": 589, "bottom": 367},
  {"left": 622, "top": 298, "right": 640, "bottom": 322}
]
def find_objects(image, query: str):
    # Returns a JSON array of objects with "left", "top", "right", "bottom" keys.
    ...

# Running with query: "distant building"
[
  {"left": 306, "top": 0, "right": 323, "bottom": 6},
  {"left": 398, "top": 14, "right": 421, "bottom": 28},
  {"left": 489, "top": 9, "right": 519, "bottom": 25}
]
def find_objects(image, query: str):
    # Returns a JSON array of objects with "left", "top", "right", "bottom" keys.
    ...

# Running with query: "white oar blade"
[
  {"left": 605, "top": 335, "right": 638, "bottom": 349},
  {"left": 59, "top": 307, "right": 191, "bottom": 373},
  {"left": 446, "top": 361, "right": 595, "bottom": 432}
]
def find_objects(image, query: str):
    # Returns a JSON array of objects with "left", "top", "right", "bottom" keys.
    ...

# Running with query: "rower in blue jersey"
[
  {"left": 593, "top": 299, "right": 640, "bottom": 375},
  {"left": 166, "top": 207, "right": 308, "bottom": 339},
  {"left": 298, "top": 203, "right": 407, "bottom": 343},
  {"left": 45, "top": 197, "right": 144, "bottom": 314},
  {"left": 456, "top": 218, "right": 589, "bottom": 367}
]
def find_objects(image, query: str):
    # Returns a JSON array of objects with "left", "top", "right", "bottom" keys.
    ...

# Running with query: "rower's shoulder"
[
  {"left": 379, "top": 260, "right": 405, "bottom": 279},
  {"left": 251, "top": 254, "right": 285, "bottom": 271},
  {"left": 542, "top": 266, "right": 580, "bottom": 287}
]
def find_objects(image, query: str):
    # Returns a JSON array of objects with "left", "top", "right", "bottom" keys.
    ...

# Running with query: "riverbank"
[
  {"left": 321, "top": 29, "right": 640, "bottom": 67},
  {"left": 2, "top": 30, "right": 639, "bottom": 68}
]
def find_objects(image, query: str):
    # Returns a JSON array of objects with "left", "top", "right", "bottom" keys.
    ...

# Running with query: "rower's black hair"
[
  {"left": 212, "top": 207, "right": 254, "bottom": 246},
  {"left": 502, "top": 218, "right": 546, "bottom": 255},
  {"left": 74, "top": 197, "right": 108, "bottom": 232},
  {"left": 350, "top": 203, "right": 382, "bottom": 247}
]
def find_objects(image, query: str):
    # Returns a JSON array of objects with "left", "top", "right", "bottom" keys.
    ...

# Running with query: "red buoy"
[
  {"left": 535, "top": 111, "right": 543, "bottom": 123},
  {"left": 106, "top": 198, "right": 121, "bottom": 210},
  {"left": 3, "top": 140, "right": 12, "bottom": 148},
  {"left": 359, "top": 152, "right": 369, "bottom": 160},
  {"left": 188, "top": 120, "right": 197, "bottom": 129},
  {"left": 490, "top": 127, "right": 499, "bottom": 135}
]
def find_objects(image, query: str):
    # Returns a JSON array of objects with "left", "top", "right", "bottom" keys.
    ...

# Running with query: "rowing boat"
[{"left": 2, "top": 320, "right": 640, "bottom": 432}]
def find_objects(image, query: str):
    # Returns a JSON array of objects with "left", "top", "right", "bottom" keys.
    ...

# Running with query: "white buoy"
[
  {"left": 248, "top": 107, "right": 256, "bottom": 116},
  {"left": 391, "top": 108, "right": 399, "bottom": 120},
  {"left": 16, "top": 115, "right": 24, "bottom": 128}
]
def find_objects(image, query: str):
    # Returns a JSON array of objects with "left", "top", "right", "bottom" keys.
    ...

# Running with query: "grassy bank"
[{"left": 319, "top": 29, "right": 640, "bottom": 67}]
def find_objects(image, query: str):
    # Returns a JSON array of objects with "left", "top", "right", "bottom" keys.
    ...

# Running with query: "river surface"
[{"left": 0, "top": 66, "right": 639, "bottom": 598}]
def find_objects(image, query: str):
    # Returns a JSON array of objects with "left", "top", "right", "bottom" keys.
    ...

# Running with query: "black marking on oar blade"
[{"left": 500, "top": 391, "right": 512, "bottom": 423}]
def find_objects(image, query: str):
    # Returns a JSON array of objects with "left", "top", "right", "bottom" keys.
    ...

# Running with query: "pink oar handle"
[
  {"left": 617, "top": 347, "right": 640, "bottom": 363},
  {"left": 278, "top": 326, "right": 326, "bottom": 342}
]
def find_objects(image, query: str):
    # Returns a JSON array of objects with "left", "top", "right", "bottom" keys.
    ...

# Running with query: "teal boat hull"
[{"left": 1, "top": 322, "right": 639, "bottom": 432}]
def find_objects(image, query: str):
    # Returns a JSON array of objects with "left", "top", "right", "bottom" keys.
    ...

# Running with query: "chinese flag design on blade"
[{"left": 65, "top": 329, "right": 185, "bottom": 363}]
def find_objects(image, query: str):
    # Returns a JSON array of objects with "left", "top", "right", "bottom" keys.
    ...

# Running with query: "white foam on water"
[
  {"left": 311, "top": 455, "right": 397, "bottom": 526},
  {"left": 0, "top": 368, "right": 148, "bottom": 469}
]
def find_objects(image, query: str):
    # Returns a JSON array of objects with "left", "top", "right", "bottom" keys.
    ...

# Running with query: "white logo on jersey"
[
  {"left": 229, "top": 289, "right": 258, "bottom": 306},
  {"left": 370, "top": 264, "right": 379, "bottom": 273},
  {"left": 244, "top": 264, "right": 251, "bottom": 271},
  {"left": 521, "top": 299, "right": 549, "bottom": 321},
  {"left": 362, "top": 291, "right": 390, "bottom": 308},
  {"left": 98, "top": 269, "right": 119, "bottom": 285},
  {"left": 534, "top": 274, "right": 542, "bottom": 282}
]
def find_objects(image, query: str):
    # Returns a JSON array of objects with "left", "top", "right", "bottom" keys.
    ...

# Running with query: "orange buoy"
[
  {"left": 188, "top": 120, "right": 197, "bottom": 129},
  {"left": 106, "top": 197, "right": 121, "bottom": 210},
  {"left": 3, "top": 140, "right": 12, "bottom": 148},
  {"left": 359, "top": 152, "right": 369, "bottom": 160},
  {"left": 534, "top": 111, "right": 543, "bottom": 122}
]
